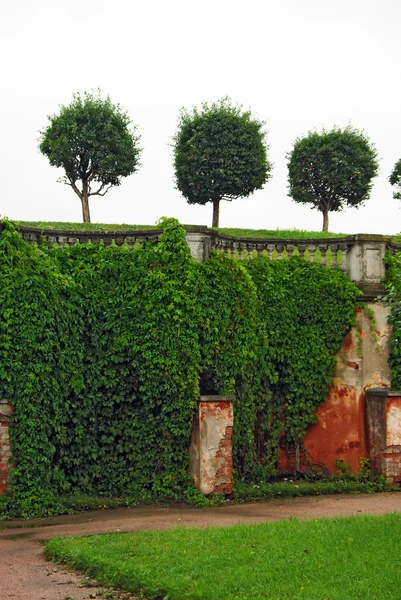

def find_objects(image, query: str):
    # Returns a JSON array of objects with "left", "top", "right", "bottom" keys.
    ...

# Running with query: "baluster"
[
  {"left": 319, "top": 244, "right": 328, "bottom": 267},
  {"left": 286, "top": 244, "right": 295, "bottom": 259},
  {"left": 276, "top": 244, "right": 285, "bottom": 260},
  {"left": 256, "top": 244, "right": 264, "bottom": 258},
  {"left": 308, "top": 244, "right": 317, "bottom": 263},
  {"left": 297, "top": 244, "right": 307, "bottom": 260},
  {"left": 339, "top": 244, "right": 348, "bottom": 272},
  {"left": 330, "top": 244, "right": 338, "bottom": 268},
  {"left": 267, "top": 243, "right": 275, "bottom": 259}
]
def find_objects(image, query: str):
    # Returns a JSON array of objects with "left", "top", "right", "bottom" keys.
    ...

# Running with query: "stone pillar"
[
  {"left": 185, "top": 228, "right": 211, "bottom": 262},
  {"left": 0, "top": 400, "right": 13, "bottom": 495},
  {"left": 366, "top": 388, "right": 401, "bottom": 484},
  {"left": 189, "top": 395, "right": 234, "bottom": 495},
  {"left": 346, "top": 235, "right": 389, "bottom": 298}
]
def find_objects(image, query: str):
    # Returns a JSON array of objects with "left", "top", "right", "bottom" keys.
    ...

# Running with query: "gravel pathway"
[{"left": 1, "top": 492, "right": 401, "bottom": 600}]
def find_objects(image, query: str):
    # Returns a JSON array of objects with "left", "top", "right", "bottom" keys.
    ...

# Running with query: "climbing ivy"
[
  {"left": 244, "top": 258, "right": 360, "bottom": 475},
  {"left": 198, "top": 255, "right": 360, "bottom": 479},
  {"left": 0, "top": 220, "right": 84, "bottom": 516},
  {"left": 384, "top": 252, "right": 401, "bottom": 387},
  {"left": 0, "top": 218, "right": 360, "bottom": 516}
]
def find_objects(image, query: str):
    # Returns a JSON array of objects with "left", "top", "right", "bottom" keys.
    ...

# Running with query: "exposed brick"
[
  {"left": 0, "top": 408, "right": 12, "bottom": 496},
  {"left": 189, "top": 396, "right": 234, "bottom": 496}
]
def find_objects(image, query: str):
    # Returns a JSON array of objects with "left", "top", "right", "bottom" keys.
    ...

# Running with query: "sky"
[{"left": 1, "top": 0, "right": 401, "bottom": 234}]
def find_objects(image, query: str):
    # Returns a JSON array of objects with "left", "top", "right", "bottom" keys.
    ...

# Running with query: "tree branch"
[
  {"left": 88, "top": 184, "right": 112, "bottom": 197},
  {"left": 60, "top": 176, "right": 82, "bottom": 199}
]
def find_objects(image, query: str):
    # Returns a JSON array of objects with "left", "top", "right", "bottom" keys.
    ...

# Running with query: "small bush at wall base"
[{"left": 233, "top": 478, "right": 395, "bottom": 503}]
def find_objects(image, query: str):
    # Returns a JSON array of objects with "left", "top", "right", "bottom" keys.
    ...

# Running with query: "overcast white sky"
[{"left": 1, "top": 0, "right": 401, "bottom": 233}]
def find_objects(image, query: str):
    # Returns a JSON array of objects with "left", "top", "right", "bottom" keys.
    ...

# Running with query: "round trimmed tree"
[
  {"left": 173, "top": 98, "right": 271, "bottom": 228},
  {"left": 39, "top": 91, "right": 142, "bottom": 223},
  {"left": 287, "top": 127, "right": 379, "bottom": 232},
  {"left": 389, "top": 159, "right": 401, "bottom": 200}
]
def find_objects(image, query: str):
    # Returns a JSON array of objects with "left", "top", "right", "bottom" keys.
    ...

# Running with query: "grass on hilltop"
[
  {"left": 17, "top": 221, "right": 348, "bottom": 238},
  {"left": 17, "top": 221, "right": 160, "bottom": 232},
  {"left": 45, "top": 512, "right": 401, "bottom": 600},
  {"left": 216, "top": 227, "right": 347, "bottom": 239}
]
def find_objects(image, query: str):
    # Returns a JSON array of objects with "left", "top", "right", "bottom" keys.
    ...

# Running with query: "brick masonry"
[
  {"left": 189, "top": 396, "right": 234, "bottom": 495},
  {"left": 0, "top": 402, "right": 13, "bottom": 494}
]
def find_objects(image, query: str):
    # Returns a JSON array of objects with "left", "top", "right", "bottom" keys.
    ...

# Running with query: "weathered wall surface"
[
  {"left": 189, "top": 396, "right": 234, "bottom": 495},
  {"left": 302, "top": 303, "right": 391, "bottom": 474},
  {"left": 0, "top": 402, "right": 13, "bottom": 494},
  {"left": 366, "top": 389, "right": 401, "bottom": 483}
]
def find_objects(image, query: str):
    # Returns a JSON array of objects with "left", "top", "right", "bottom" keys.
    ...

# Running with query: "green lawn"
[
  {"left": 17, "top": 221, "right": 160, "bottom": 232},
  {"left": 45, "top": 513, "right": 401, "bottom": 599},
  {"left": 215, "top": 227, "right": 347, "bottom": 239},
  {"left": 16, "top": 221, "right": 349, "bottom": 239}
]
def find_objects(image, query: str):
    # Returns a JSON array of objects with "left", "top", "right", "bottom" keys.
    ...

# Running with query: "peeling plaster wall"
[
  {"left": 189, "top": 396, "right": 234, "bottom": 495},
  {"left": 301, "top": 302, "right": 392, "bottom": 474},
  {"left": 0, "top": 402, "right": 13, "bottom": 494}
]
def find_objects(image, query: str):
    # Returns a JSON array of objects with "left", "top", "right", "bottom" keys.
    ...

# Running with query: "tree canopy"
[
  {"left": 287, "top": 127, "right": 379, "bottom": 232},
  {"left": 389, "top": 159, "right": 401, "bottom": 200},
  {"left": 39, "top": 91, "right": 142, "bottom": 222},
  {"left": 172, "top": 98, "right": 271, "bottom": 227}
]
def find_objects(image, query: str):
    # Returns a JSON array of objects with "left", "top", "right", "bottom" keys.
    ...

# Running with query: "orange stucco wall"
[{"left": 280, "top": 303, "right": 392, "bottom": 475}]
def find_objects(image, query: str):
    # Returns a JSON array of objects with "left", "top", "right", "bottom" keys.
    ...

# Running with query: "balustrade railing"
[
  {"left": 18, "top": 226, "right": 162, "bottom": 249},
  {"left": 209, "top": 233, "right": 350, "bottom": 272},
  {"left": 10, "top": 224, "right": 401, "bottom": 299}
]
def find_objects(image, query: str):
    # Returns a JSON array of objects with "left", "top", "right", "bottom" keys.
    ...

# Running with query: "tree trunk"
[
  {"left": 212, "top": 198, "right": 220, "bottom": 228},
  {"left": 322, "top": 208, "right": 329, "bottom": 232},
  {"left": 81, "top": 182, "right": 91, "bottom": 223}
]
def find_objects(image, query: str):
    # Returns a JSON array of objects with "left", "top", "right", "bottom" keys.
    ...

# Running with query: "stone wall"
[
  {"left": 1, "top": 225, "right": 400, "bottom": 491},
  {"left": 298, "top": 302, "right": 392, "bottom": 474}
]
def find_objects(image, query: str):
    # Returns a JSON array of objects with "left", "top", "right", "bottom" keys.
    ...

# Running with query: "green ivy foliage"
[
  {"left": 384, "top": 252, "right": 401, "bottom": 387},
  {"left": 0, "top": 218, "right": 360, "bottom": 516},
  {"left": 0, "top": 220, "right": 84, "bottom": 515},
  {"left": 199, "top": 255, "right": 360, "bottom": 479},
  {"left": 244, "top": 258, "right": 360, "bottom": 464}
]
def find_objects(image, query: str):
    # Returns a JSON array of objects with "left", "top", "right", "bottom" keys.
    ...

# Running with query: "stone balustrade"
[{"left": 12, "top": 224, "right": 401, "bottom": 299}]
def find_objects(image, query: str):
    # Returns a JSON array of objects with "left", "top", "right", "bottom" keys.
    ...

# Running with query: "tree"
[
  {"left": 172, "top": 98, "right": 271, "bottom": 228},
  {"left": 39, "top": 91, "right": 142, "bottom": 223},
  {"left": 287, "top": 127, "right": 379, "bottom": 232},
  {"left": 389, "top": 159, "right": 401, "bottom": 200}
]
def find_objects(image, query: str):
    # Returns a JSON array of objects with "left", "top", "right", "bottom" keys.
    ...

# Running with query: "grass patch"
[
  {"left": 1, "top": 478, "right": 395, "bottom": 519},
  {"left": 233, "top": 477, "right": 396, "bottom": 502},
  {"left": 215, "top": 227, "right": 348, "bottom": 239},
  {"left": 17, "top": 221, "right": 160, "bottom": 232},
  {"left": 15, "top": 222, "right": 350, "bottom": 239},
  {"left": 45, "top": 512, "right": 401, "bottom": 599}
]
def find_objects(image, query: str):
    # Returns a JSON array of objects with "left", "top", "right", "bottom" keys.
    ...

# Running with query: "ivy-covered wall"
[{"left": 0, "top": 218, "right": 361, "bottom": 516}]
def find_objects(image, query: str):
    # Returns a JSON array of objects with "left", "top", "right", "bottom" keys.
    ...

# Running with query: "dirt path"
[{"left": 1, "top": 492, "right": 401, "bottom": 600}]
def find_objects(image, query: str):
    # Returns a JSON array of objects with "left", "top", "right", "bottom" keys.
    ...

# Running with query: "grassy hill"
[{"left": 17, "top": 221, "right": 348, "bottom": 239}]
